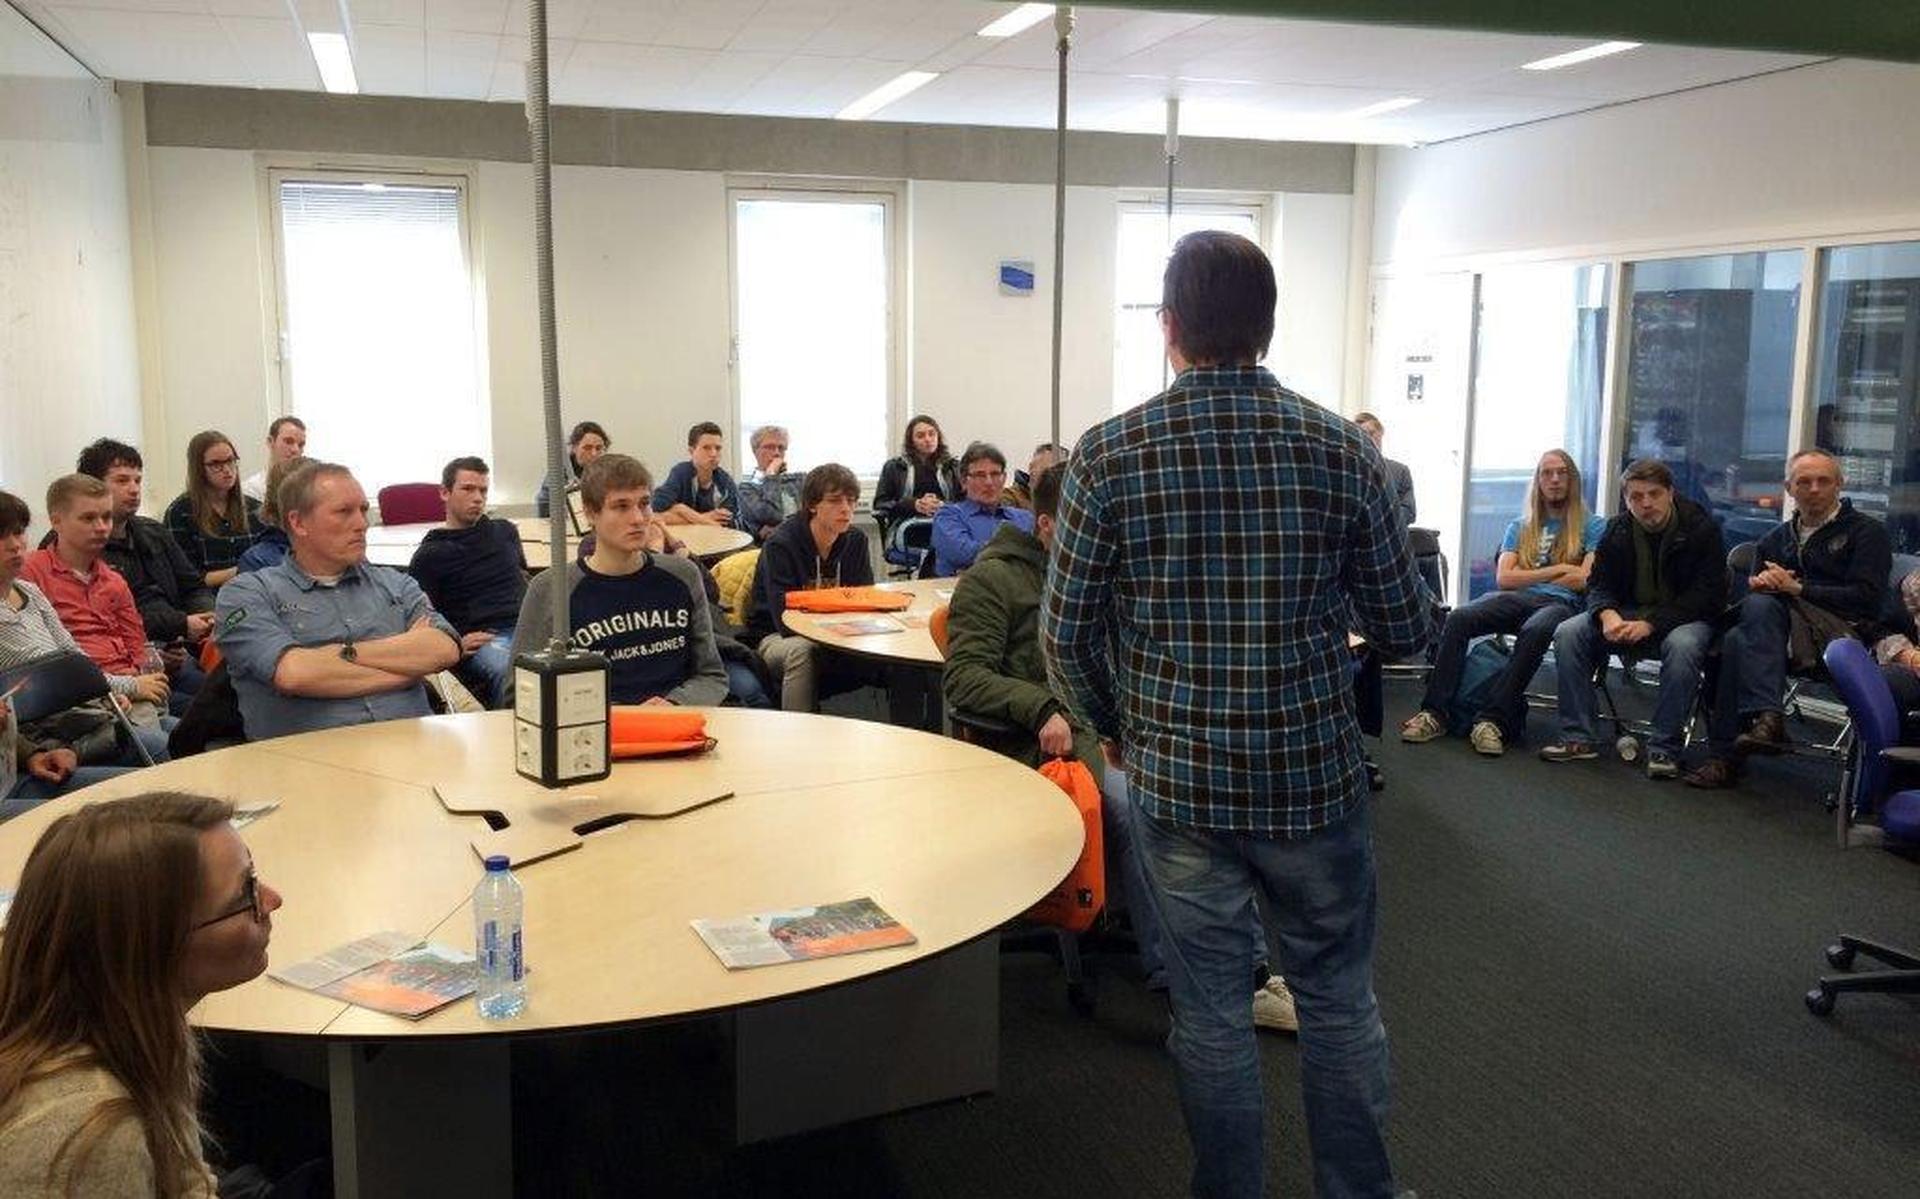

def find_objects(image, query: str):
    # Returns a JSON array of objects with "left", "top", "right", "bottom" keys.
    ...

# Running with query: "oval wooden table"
[
  {"left": 780, "top": 578, "right": 954, "bottom": 728},
  {"left": 0, "top": 709, "right": 1081, "bottom": 1198}
]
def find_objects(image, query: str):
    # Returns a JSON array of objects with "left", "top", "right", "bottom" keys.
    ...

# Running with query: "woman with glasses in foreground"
[{"left": 0, "top": 791, "right": 282, "bottom": 1197}]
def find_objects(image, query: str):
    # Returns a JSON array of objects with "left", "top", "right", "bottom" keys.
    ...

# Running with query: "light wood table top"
[
  {"left": 0, "top": 709, "right": 1081, "bottom": 1040},
  {"left": 780, "top": 578, "right": 955, "bottom": 667},
  {"left": 362, "top": 519, "right": 751, "bottom": 571},
  {"left": 509, "top": 516, "right": 751, "bottom": 562}
]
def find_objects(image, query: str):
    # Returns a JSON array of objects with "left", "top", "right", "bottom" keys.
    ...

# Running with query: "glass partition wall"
[
  {"left": 1463, "top": 263, "right": 1610, "bottom": 598},
  {"left": 1812, "top": 241, "right": 1920, "bottom": 553}
]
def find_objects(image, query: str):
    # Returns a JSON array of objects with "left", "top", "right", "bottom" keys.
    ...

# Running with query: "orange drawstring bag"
[
  {"left": 782, "top": 587, "right": 914, "bottom": 613},
  {"left": 1024, "top": 757, "right": 1105, "bottom": 931}
]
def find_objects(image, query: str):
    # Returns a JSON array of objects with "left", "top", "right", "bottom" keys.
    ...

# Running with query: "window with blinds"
[{"left": 272, "top": 176, "right": 485, "bottom": 501}]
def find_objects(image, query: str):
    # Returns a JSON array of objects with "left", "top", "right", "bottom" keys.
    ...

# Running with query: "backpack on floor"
[{"left": 1446, "top": 636, "right": 1512, "bottom": 736}]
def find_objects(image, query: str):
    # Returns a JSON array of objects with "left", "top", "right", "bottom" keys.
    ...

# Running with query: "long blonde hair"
[
  {"left": 0, "top": 792, "right": 235, "bottom": 1198},
  {"left": 1514, "top": 449, "right": 1589, "bottom": 568}
]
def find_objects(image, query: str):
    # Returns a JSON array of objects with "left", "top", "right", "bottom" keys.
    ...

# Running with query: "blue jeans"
[
  {"left": 1417, "top": 589, "right": 1573, "bottom": 738},
  {"left": 455, "top": 625, "right": 517, "bottom": 709},
  {"left": 1134, "top": 800, "right": 1393, "bottom": 1199},
  {"left": 3, "top": 765, "right": 134, "bottom": 820},
  {"left": 724, "top": 659, "right": 773, "bottom": 708},
  {"left": 1102, "top": 767, "right": 1267, "bottom": 990},
  {"left": 1553, "top": 616, "right": 1713, "bottom": 754},
  {"left": 1707, "top": 593, "right": 1791, "bottom": 751}
]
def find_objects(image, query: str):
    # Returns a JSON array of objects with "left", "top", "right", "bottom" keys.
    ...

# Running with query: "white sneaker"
[
  {"left": 1469, "top": 720, "right": 1505, "bottom": 756},
  {"left": 1252, "top": 976, "right": 1298, "bottom": 1033},
  {"left": 1399, "top": 710, "right": 1445, "bottom": 743}
]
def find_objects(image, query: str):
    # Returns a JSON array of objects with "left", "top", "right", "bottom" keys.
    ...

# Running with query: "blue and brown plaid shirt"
[{"left": 1042, "top": 366, "right": 1430, "bottom": 838}]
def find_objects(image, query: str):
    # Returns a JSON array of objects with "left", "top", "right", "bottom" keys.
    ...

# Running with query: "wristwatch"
[{"left": 339, "top": 639, "right": 357, "bottom": 663}]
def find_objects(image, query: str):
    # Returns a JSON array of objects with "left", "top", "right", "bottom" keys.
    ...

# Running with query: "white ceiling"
[{"left": 9, "top": 0, "right": 1825, "bottom": 144}]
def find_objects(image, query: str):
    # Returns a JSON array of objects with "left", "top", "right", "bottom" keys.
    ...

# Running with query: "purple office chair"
[{"left": 1804, "top": 638, "right": 1920, "bottom": 1016}]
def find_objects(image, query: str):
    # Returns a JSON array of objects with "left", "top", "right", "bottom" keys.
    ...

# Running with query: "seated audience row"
[{"left": 1401, "top": 448, "right": 1895, "bottom": 789}]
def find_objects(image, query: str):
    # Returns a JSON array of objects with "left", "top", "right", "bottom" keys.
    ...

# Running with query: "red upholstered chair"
[{"left": 376, "top": 483, "right": 444, "bottom": 526}]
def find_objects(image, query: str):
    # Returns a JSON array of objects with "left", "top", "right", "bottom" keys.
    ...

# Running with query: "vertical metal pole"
[
  {"left": 1163, "top": 96, "right": 1179, "bottom": 391},
  {"left": 1048, "top": 6, "right": 1074, "bottom": 453},
  {"left": 526, "top": 0, "right": 569, "bottom": 648}
]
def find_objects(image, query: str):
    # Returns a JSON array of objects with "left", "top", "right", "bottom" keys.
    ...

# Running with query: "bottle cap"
[{"left": 484, "top": 855, "right": 510, "bottom": 871}]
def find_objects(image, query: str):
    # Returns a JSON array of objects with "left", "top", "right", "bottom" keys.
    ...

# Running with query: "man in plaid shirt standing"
[{"left": 1043, "top": 231, "right": 1429, "bottom": 1199}]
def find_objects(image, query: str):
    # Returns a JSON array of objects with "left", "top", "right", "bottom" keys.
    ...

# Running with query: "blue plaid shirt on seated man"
[{"left": 1042, "top": 365, "right": 1430, "bottom": 838}]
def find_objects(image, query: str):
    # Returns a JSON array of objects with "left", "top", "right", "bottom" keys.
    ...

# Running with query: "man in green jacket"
[
  {"left": 943, "top": 464, "right": 1098, "bottom": 772},
  {"left": 941, "top": 463, "right": 1297, "bottom": 1032}
]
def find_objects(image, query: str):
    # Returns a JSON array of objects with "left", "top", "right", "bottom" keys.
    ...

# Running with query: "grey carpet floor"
[{"left": 503, "top": 680, "right": 1920, "bottom": 1197}]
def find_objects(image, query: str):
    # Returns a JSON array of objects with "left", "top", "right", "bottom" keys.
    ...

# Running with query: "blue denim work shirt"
[
  {"left": 215, "top": 556, "right": 460, "bottom": 742},
  {"left": 932, "top": 499, "right": 1035, "bottom": 576}
]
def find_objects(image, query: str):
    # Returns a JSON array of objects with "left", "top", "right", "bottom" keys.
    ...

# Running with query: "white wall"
[
  {"left": 1373, "top": 58, "right": 1920, "bottom": 270},
  {"left": 908, "top": 180, "right": 1117, "bottom": 465},
  {"left": 0, "top": 5, "right": 141, "bottom": 532},
  {"left": 136, "top": 150, "right": 1355, "bottom": 507},
  {"left": 1273, "top": 191, "right": 1352, "bottom": 407}
]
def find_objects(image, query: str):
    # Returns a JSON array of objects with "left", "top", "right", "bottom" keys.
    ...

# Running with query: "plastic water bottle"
[{"left": 474, "top": 855, "right": 526, "bottom": 1020}]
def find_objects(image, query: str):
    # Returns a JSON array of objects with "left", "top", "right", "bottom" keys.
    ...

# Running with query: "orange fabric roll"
[
  {"left": 609, "top": 707, "right": 708, "bottom": 743},
  {"left": 783, "top": 586, "right": 913, "bottom": 613}
]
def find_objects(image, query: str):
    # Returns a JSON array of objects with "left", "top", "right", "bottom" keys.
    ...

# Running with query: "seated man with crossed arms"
[{"left": 216, "top": 462, "right": 462, "bottom": 741}]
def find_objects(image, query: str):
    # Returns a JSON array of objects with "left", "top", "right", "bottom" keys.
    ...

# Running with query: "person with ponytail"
[{"left": 0, "top": 792, "right": 282, "bottom": 1197}]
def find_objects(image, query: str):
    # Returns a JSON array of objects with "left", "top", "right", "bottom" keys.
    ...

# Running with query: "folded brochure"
[
  {"left": 817, "top": 615, "right": 904, "bottom": 636},
  {"left": 692, "top": 896, "right": 915, "bottom": 969},
  {"left": 270, "top": 930, "right": 478, "bottom": 1019}
]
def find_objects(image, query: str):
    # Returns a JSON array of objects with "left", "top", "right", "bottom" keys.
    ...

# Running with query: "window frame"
[
  {"left": 724, "top": 177, "right": 906, "bottom": 486},
  {"left": 1112, "top": 193, "right": 1270, "bottom": 413}
]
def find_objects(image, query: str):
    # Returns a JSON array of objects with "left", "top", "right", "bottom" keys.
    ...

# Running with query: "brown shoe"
[
  {"left": 1734, "top": 711, "right": 1789, "bottom": 756},
  {"left": 1684, "top": 757, "right": 1741, "bottom": 789}
]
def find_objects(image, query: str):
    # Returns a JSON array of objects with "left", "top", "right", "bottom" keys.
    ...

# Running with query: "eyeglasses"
[
  {"left": 204, "top": 457, "right": 240, "bottom": 473},
  {"left": 192, "top": 866, "right": 264, "bottom": 930},
  {"left": 966, "top": 470, "right": 1006, "bottom": 482}
]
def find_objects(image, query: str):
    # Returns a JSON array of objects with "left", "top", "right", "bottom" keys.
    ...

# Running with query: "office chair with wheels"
[
  {"left": 883, "top": 517, "right": 934, "bottom": 578},
  {"left": 0, "top": 651, "right": 156, "bottom": 768},
  {"left": 1803, "top": 638, "right": 1920, "bottom": 1016}
]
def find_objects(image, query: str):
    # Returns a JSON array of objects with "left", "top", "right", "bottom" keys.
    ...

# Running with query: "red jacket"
[{"left": 19, "top": 547, "right": 148, "bottom": 676}]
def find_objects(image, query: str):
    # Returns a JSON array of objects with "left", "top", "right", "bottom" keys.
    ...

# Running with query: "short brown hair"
[
  {"left": 1032, "top": 462, "right": 1068, "bottom": 521},
  {"left": 579, "top": 453, "right": 653, "bottom": 513},
  {"left": 800, "top": 464, "right": 860, "bottom": 516},
  {"left": 1620, "top": 459, "right": 1674, "bottom": 491},
  {"left": 267, "top": 415, "right": 305, "bottom": 441},
  {"left": 687, "top": 421, "right": 723, "bottom": 448},
  {"left": 1162, "top": 230, "right": 1275, "bottom": 365},
  {"left": 45, "top": 473, "right": 108, "bottom": 516}
]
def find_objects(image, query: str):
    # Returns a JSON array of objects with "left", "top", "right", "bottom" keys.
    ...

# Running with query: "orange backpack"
[{"left": 1024, "top": 757, "right": 1105, "bottom": 932}]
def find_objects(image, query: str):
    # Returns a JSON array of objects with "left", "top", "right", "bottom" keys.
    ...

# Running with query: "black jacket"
[
  {"left": 871, "top": 455, "right": 960, "bottom": 534},
  {"left": 407, "top": 516, "right": 529, "bottom": 634},
  {"left": 1585, "top": 497, "right": 1727, "bottom": 639},
  {"left": 1751, "top": 499, "right": 1892, "bottom": 629},
  {"left": 105, "top": 516, "right": 215, "bottom": 643},
  {"left": 748, "top": 514, "right": 874, "bottom": 640}
]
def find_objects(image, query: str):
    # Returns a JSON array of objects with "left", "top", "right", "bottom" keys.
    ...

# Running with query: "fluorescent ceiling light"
[
  {"left": 836, "top": 70, "right": 939, "bottom": 120},
  {"left": 1522, "top": 40, "right": 1641, "bottom": 71},
  {"left": 1347, "top": 96, "right": 1422, "bottom": 119},
  {"left": 307, "top": 32, "right": 358, "bottom": 94},
  {"left": 978, "top": 4, "right": 1054, "bottom": 38}
]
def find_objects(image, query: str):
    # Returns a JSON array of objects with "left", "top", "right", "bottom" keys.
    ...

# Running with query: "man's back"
[{"left": 1044, "top": 367, "right": 1428, "bottom": 836}]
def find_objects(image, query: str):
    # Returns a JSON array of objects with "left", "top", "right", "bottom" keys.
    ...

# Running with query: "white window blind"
[
  {"left": 732, "top": 195, "right": 892, "bottom": 477},
  {"left": 275, "top": 178, "right": 484, "bottom": 500}
]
